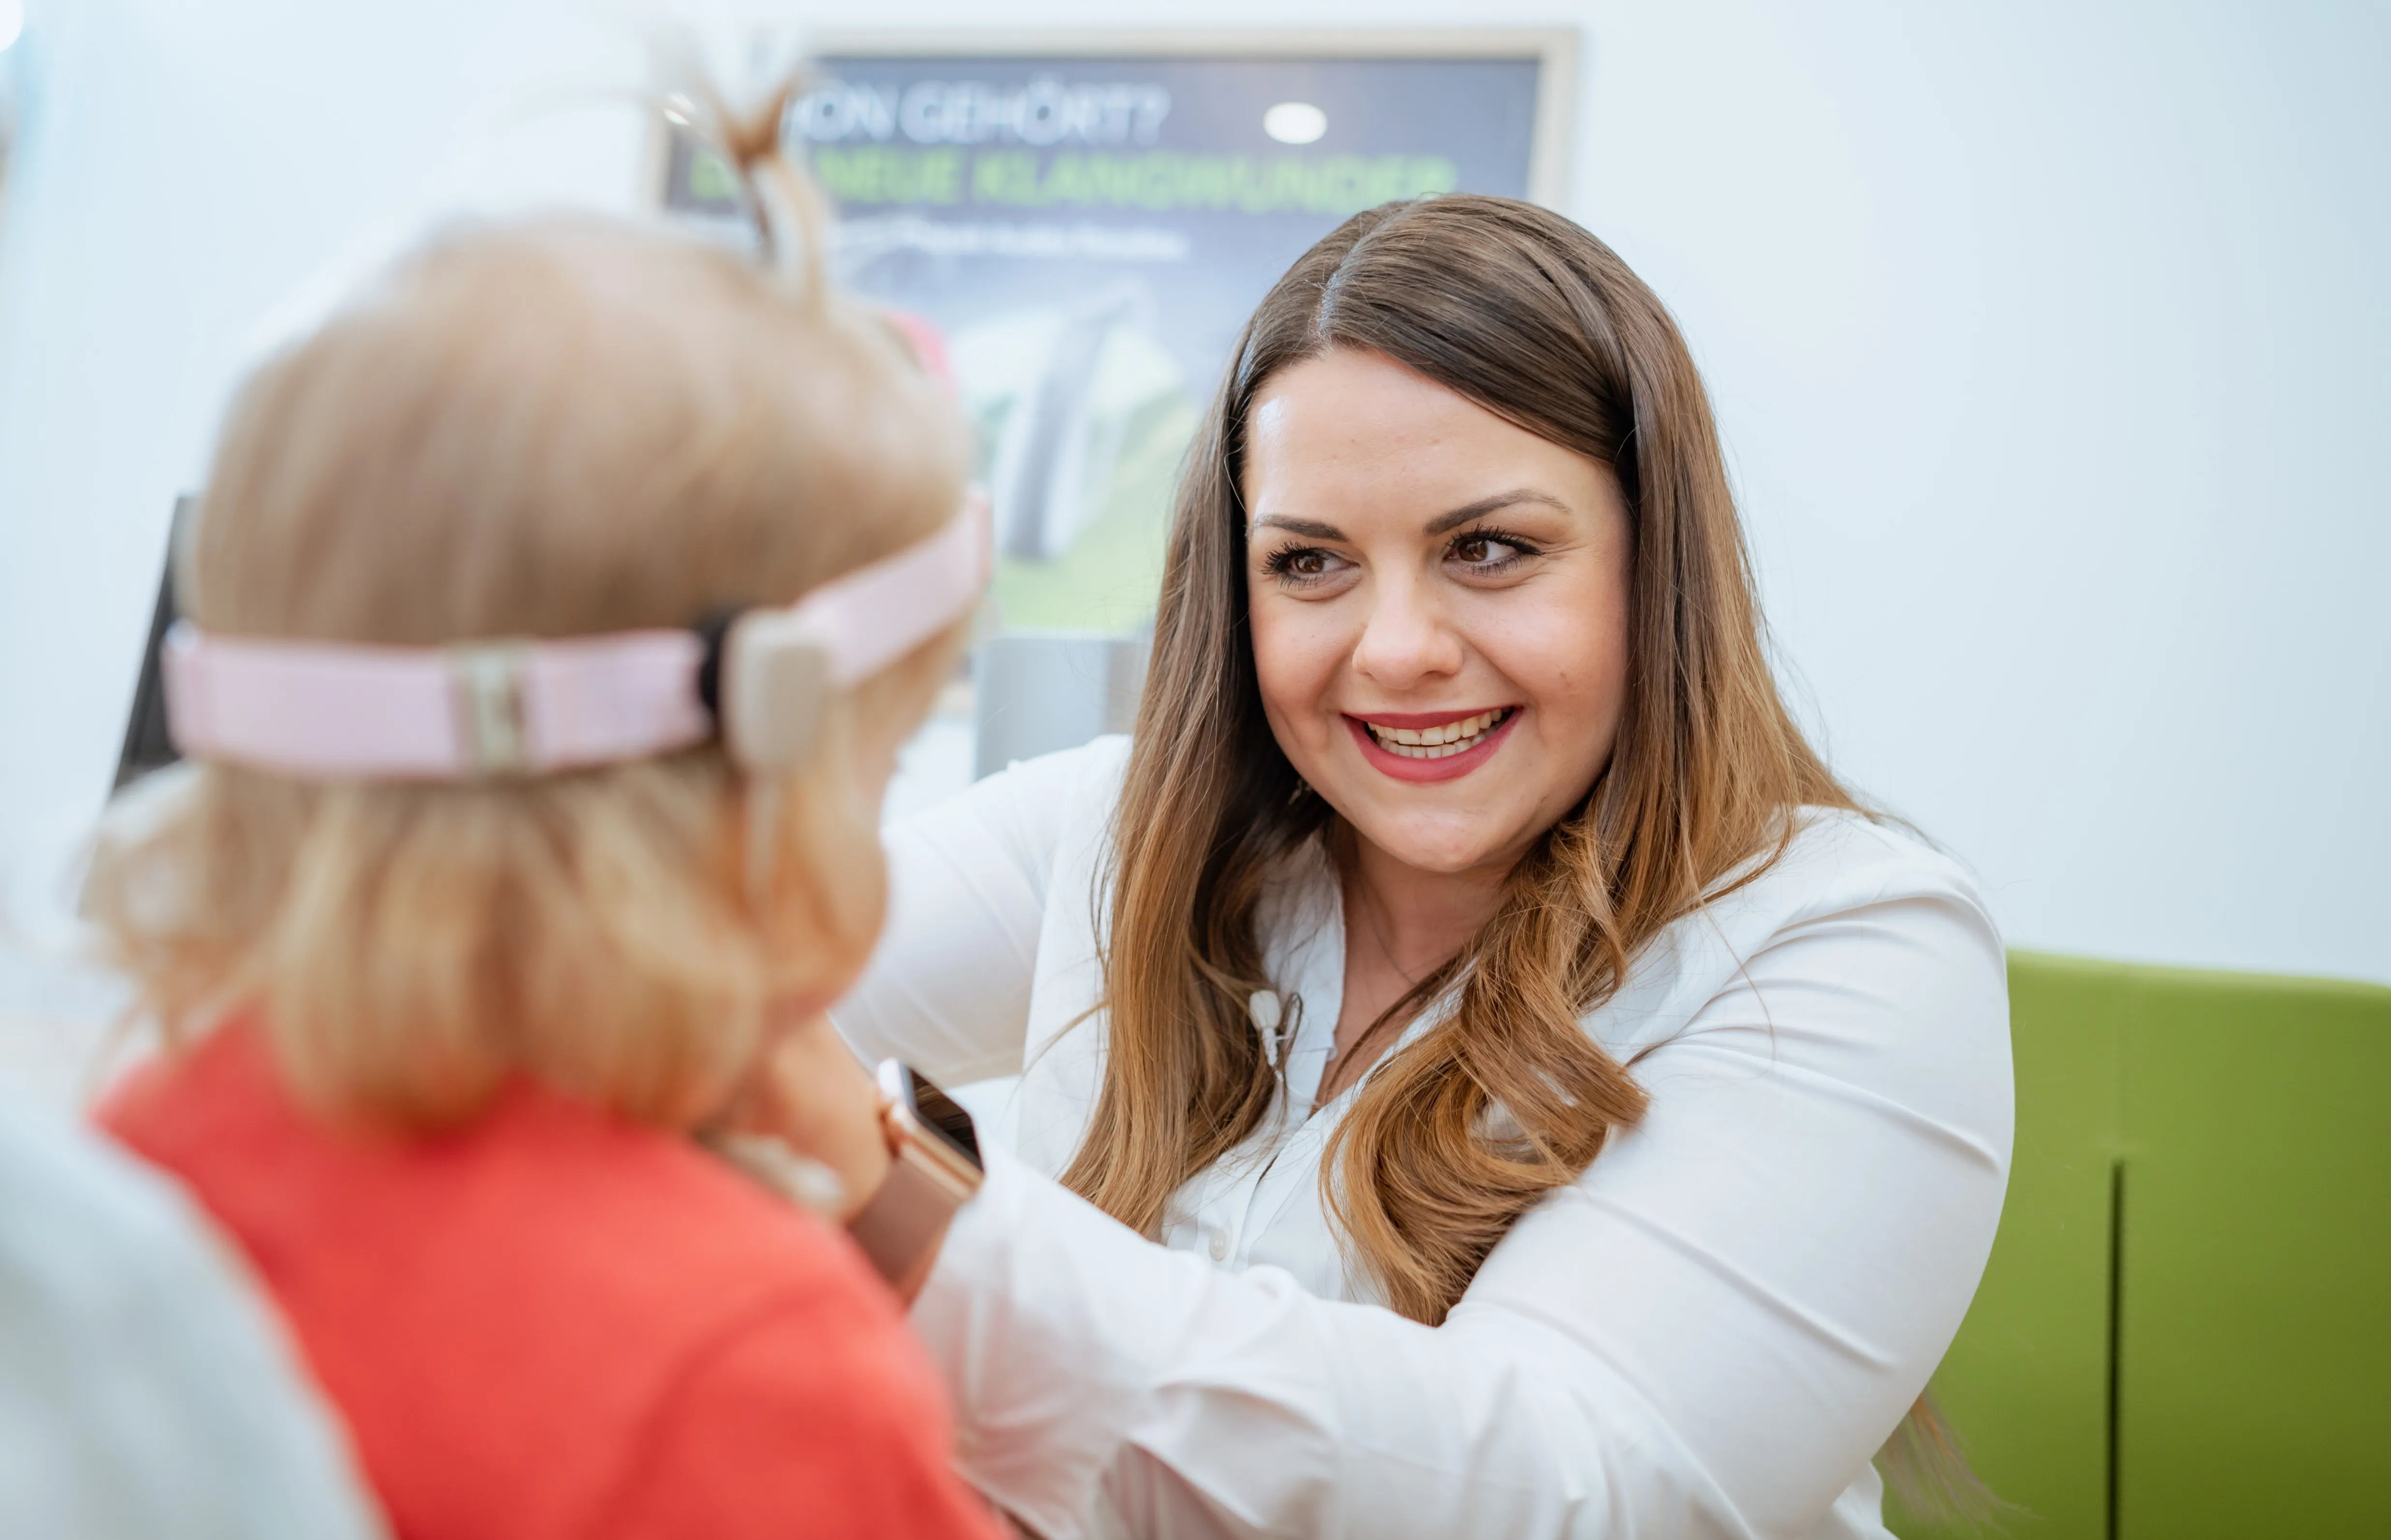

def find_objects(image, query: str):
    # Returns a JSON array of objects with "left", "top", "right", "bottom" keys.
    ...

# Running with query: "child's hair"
[{"left": 84, "top": 93, "right": 971, "bottom": 1131}]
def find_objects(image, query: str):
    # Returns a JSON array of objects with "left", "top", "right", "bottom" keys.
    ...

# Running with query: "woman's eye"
[
  {"left": 1448, "top": 532, "right": 1537, "bottom": 571},
  {"left": 1263, "top": 545, "right": 1349, "bottom": 588}
]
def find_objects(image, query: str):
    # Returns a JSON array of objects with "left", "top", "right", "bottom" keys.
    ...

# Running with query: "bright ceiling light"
[
  {"left": 1263, "top": 101, "right": 1327, "bottom": 146},
  {"left": 0, "top": 0, "right": 23, "bottom": 55}
]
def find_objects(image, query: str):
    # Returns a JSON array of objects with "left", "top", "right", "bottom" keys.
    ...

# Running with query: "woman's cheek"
[
  {"left": 1257, "top": 665, "right": 1329, "bottom": 771},
  {"left": 1490, "top": 609, "right": 1625, "bottom": 775},
  {"left": 1250, "top": 602, "right": 1325, "bottom": 726}
]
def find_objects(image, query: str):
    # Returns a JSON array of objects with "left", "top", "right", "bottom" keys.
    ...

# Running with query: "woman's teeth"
[{"left": 1364, "top": 708, "right": 1511, "bottom": 759}]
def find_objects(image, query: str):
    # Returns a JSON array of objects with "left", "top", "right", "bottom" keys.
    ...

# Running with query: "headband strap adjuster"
[{"left": 449, "top": 643, "right": 535, "bottom": 777}]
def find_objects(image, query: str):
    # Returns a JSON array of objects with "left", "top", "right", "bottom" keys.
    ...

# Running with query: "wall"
[{"left": 0, "top": 0, "right": 2384, "bottom": 1018}]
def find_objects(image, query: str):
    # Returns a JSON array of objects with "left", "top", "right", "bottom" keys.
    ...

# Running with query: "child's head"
[{"left": 90, "top": 179, "right": 971, "bottom": 1130}]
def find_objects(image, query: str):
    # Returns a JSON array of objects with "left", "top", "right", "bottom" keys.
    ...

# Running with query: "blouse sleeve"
[
  {"left": 832, "top": 741, "right": 1115, "bottom": 1087},
  {"left": 598, "top": 1282, "right": 1006, "bottom": 1540},
  {"left": 908, "top": 848, "right": 2014, "bottom": 1540}
]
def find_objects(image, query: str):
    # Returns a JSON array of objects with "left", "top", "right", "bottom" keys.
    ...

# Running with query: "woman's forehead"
[{"left": 1245, "top": 359, "right": 1612, "bottom": 536}]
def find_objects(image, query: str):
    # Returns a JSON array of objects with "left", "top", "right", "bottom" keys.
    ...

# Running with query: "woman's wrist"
[
  {"left": 847, "top": 1064, "right": 983, "bottom": 1302},
  {"left": 845, "top": 1139, "right": 956, "bottom": 1304}
]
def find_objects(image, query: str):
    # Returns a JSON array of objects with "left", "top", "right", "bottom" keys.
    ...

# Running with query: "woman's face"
[{"left": 1243, "top": 349, "right": 1633, "bottom": 879}]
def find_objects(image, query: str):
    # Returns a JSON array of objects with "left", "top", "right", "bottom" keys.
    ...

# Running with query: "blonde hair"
[{"left": 86, "top": 103, "right": 970, "bottom": 1132}]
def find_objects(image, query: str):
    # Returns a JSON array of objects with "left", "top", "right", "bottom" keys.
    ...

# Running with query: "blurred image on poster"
[{"left": 660, "top": 33, "right": 1566, "bottom": 766}]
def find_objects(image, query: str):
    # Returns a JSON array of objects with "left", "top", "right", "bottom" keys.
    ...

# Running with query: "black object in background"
[{"left": 113, "top": 497, "right": 191, "bottom": 792}]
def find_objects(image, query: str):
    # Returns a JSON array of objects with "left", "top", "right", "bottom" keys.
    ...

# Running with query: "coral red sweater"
[{"left": 101, "top": 1025, "right": 1003, "bottom": 1540}]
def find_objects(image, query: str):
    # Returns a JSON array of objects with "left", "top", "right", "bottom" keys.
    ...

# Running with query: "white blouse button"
[{"left": 1208, "top": 1232, "right": 1229, "bottom": 1262}]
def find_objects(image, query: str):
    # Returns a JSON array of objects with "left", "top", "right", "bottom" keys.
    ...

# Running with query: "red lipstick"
[{"left": 1343, "top": 707, "right": 1521, "bottom": 784}]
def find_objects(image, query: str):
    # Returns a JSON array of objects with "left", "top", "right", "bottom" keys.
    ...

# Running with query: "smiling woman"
[
  {"left": 826, "top": 194, "right": 2012, "bottom": 1540},
  {"left": 1240, "top": 347, "right": 1639, "bottom": 1103},
  {"left": 1072, "top": 196, "right": 1881, "bottom": 1317},
  {"left": 1246, "top": 356, "right": 1627, "bottom": 816}
]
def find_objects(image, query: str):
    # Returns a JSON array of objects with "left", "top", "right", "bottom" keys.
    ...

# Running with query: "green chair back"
[{"left": 1890, "top": 952, "right": 2391, "bottom": 1538}]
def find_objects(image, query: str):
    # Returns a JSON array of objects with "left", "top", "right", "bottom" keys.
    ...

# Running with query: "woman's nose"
[{"left": 1350, "top": 574, "right": 1464, "bottom": 687}]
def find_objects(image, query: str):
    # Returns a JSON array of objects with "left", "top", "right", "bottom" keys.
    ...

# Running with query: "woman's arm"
[
  {"left": 834, "top": 741, "right": 1118, "bottom": 1087},
  {"left": 911, "top": 852, "right": 2013, "bottom": 1540}
]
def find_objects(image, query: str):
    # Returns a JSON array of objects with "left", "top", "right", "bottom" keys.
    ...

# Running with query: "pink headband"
[{"left": 162, "top": 496, "right": 990, "bottom": 780}]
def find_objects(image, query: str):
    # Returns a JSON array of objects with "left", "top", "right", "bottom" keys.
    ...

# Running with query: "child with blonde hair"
[{"left": 87, "top": 111, "right": 1003, "bottom": 1540}]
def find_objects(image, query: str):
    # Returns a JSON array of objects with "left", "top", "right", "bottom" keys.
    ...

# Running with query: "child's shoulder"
[{"left": 102, "top": 1023, "right": 929, "bottom": 1533}]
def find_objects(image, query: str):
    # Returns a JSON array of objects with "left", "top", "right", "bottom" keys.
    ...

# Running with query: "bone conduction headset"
[{"left": 160, "top": 492, "right": 990, "bottom": 782}]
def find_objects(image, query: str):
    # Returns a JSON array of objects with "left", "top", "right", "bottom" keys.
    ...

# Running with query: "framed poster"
[{"left": 659, "top": 29, "right": 1575, "bottom": 637}]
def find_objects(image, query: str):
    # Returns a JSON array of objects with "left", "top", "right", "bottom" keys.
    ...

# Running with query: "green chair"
[{"left": 1890, "top": 952, "right": 2391, "bottom": 1538}]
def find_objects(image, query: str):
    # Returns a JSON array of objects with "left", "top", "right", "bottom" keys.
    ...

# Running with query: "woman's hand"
[{"left": 729, "top": 1011, "right": 892, "bottom": 1225}]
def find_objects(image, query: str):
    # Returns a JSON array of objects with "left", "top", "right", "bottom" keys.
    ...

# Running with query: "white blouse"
[{"left": 832, "top": 736, "right": 2012, "bottom": 1540}]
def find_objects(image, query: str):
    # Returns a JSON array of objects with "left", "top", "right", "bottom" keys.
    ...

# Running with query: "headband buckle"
[{"left": 448, "top": 643, "right": 535, "bottom": 776}]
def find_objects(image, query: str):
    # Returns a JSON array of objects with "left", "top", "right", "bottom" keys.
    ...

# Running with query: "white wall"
[{"left": 1, "top": 0, "right": 2384, "bottom": 1021}]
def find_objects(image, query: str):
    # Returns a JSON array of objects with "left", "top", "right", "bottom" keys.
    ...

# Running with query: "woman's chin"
[{"left": 1343, "top": 812, "right": 1527, "bottom": 880}]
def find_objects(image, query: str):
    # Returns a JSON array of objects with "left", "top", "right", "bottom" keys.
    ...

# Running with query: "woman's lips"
[{"left": 1344, "top": 708, "right": 1522, "bottom": 784}]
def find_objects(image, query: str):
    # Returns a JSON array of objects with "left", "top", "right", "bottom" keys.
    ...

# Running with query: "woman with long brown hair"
[{"left": 825, "top": 193, "right": 2012, "bottom": 1539}]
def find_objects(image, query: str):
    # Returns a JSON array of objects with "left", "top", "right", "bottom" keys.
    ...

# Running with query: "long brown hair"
[
  {"left": 1062, "top": 191, "right": 1855, "bottom": 1317},
  {"left": 1063, "top": 191, "right": 1991, "bottom": 1506}
]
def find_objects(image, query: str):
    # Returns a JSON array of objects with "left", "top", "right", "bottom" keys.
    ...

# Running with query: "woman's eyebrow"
[
  {"left": 1250, "top": 491, "right": 1567, "bottom": 543},
  {"left": 1424, "top": 489, "right": 1570, "bottom": 535},
  {"left": 1249, "top": 514, "right": 1345, "bottom": 539}
]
